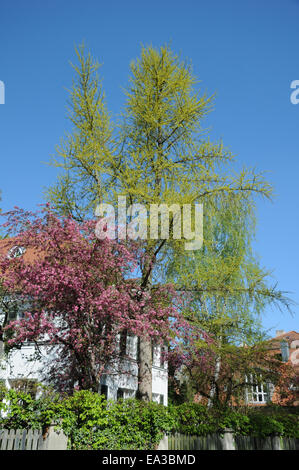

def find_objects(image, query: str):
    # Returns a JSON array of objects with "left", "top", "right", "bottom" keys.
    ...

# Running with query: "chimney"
[
  {"left": 276, "top": 330, "right": 285, "bottom": 337},
  {"left": 280, "top": 339, "right": 290, "bottom": 362}
]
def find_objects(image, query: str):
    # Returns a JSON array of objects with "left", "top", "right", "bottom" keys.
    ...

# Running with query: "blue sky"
[{"left": 0, "top": 0, "right": 298, "bottom": 336}]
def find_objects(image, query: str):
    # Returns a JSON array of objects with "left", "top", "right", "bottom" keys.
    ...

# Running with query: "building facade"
[
  {"left": 245, "top": 330, "right": 299, "bottom": 406},
  {"left": 0, "top": 240, "right": 168, "bottom": 404},
  {"left": 0, "top": 334, "right": 168, "bottom": 404}
]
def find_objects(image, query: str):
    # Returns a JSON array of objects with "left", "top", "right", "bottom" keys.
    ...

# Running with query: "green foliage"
[
  {"left": 169, "top": 403, "right": 299, "bottom": 438},
  {"left": 168, "top": 402, "right": 251, "bottom": 436},
  {"left": 0, "top": 387, "right": 61, "bottom": 430},
  {"left": 62, "top": 396, "right": 175, "bottom": 450},
  {"left": 42, "top": 42, "right": 295, "bottom": 406},
  {"left": 0, "top": 389, "right": 298, "bottom": 449},
  {"left": 46, "top": 45, "right": 114, "bottom": 220},
  {"left": 58, "top": 389, "right": 109, "bottom": 434},
  {"left": 244, "top": 409, "right": 299, "bottom": 438},
  {"left": 0, "top": 389, "right": 174, "bottom": 450},
  {"left": 45, "top": 44, "right": 293, "bottom": 400},
  {"left": 46, "top": 44, "right": 273, "bottom": 263}
]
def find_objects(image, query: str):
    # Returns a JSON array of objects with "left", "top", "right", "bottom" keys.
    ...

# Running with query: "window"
[
  {"left": 7, "top": 246, "right": 26, "bottom": 259},
  {"left": 126, "top": 335, "right": 137, "bottom": 359},
  {"left": 7, "top": 308, "right": 25, "bottom": 322},
  {"left": 119, "top": 331, "right": 137, "bottom": 359},
  {"left": 9, "top": 379, "right": 38, "bottom": 399},
  {"left": 0, "top": 380, "right": 6, "bottom": 402},
  {"left": 0, "top": 379, "right": 6, "bottom": 392},
  {"left": 100, "top": 384, "right": 108, "bottom": 399},
  {"left": 152, "top": 343, "right": 160, "bottom": 368},
  {"left": 117, "top": 388, "right": 135, "bottom": 400},
  {"left": 152, "top": 393, "right": 164, "bottom": 405},
  {"left": 274, "top": 353, "right": 282, "bottom": 361},
  {"left": 5, "top": 296, "right": 30, "bottom": 322},
  {"left": 119, "top": 330, "right": 127, "bottom": 356},
  {"left": 245, "top": 374, "right": 269, "bottom": 404},
  {"left": 152, "top": 343, "right": 166, "bottom": 368}
]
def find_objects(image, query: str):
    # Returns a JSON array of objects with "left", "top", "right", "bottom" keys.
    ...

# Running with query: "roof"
[
  {"left": 269, "top": 331, "right": 299, "bottom": 349},
  {"left": 267, "top": 331, "right": 299, "bottom": 373},
  {"left": 274, "top": 331, "right": 299, "bottom": 341}
]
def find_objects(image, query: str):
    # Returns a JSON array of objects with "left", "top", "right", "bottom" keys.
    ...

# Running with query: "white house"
[
  {"left": 0, "top": 242, "right": 168, "bottom": 405},
  {"left": 0, "top": 334, "right": 168, "bottom": 405}
]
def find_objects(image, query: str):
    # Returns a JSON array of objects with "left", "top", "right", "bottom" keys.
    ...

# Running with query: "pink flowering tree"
[{"left": 0, "top": 206, "right": 182, "bottom": 393}]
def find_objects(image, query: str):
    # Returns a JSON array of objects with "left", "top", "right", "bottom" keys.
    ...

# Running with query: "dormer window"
[{"left": 8, "top": 246, "right": 26, "bottom": 259}]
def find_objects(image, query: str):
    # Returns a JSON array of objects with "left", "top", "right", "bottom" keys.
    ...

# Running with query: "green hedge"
[
  {"left": 0, "top": 389, "right": 174, "bottom": 449},
  {"left": 169, "top": 402, "right": 299, "bottom": 439},
  {"left": 0, "top": 388, "right": 298, "bottom": 449}
]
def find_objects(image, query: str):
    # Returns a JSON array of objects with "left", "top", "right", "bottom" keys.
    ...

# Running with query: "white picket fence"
[{"left": 0, "top": 427, "right": 68, "bottom": 450}]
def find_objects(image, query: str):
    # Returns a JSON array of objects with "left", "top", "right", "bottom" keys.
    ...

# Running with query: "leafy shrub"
[
  {"left": 61, "top": 396, "right": 175, "bottom": 450},
  {"left": 0, "top": 386, "right": 62, "bottom": 431},
  {"left": 245, "top": 410, "right": 299, "bottom": 438},
  {"left": 0, "top": 388, "right": 298, "bottom": 449},
  {"left": 169, "top": 403, "right": 251, "bottom": 436}
]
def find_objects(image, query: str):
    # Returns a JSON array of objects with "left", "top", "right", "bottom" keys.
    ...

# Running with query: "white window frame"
[
  {"left": 152, "top": 393, "right": 164, "bottom": 405},
  {"left": 245, "top": 373, "right": 270, "bottom": 404}
]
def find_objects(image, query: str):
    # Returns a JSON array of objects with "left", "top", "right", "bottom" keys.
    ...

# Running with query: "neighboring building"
[
  {"left": 182, "top": 329, "right": 299, "bottom": 407},
  {"left": 267, "top": 330, "right": 299, "bottom": 367},
  {"left": 245, "top": 330, "right": 299, "bottom": 406},
  {"left": 0, "top": 240, "right": 168, "bottom": 405}
]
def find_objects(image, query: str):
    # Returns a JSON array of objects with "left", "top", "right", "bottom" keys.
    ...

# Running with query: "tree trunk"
[
  {"left": 208, "top": 354, "right": 221, "bottom": 407},
  {"left": 137, "top": 249, "right": 155, "bottom": 401},
  {"left": 137, "top": 336, "right": 152, "bottom": 402}
]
